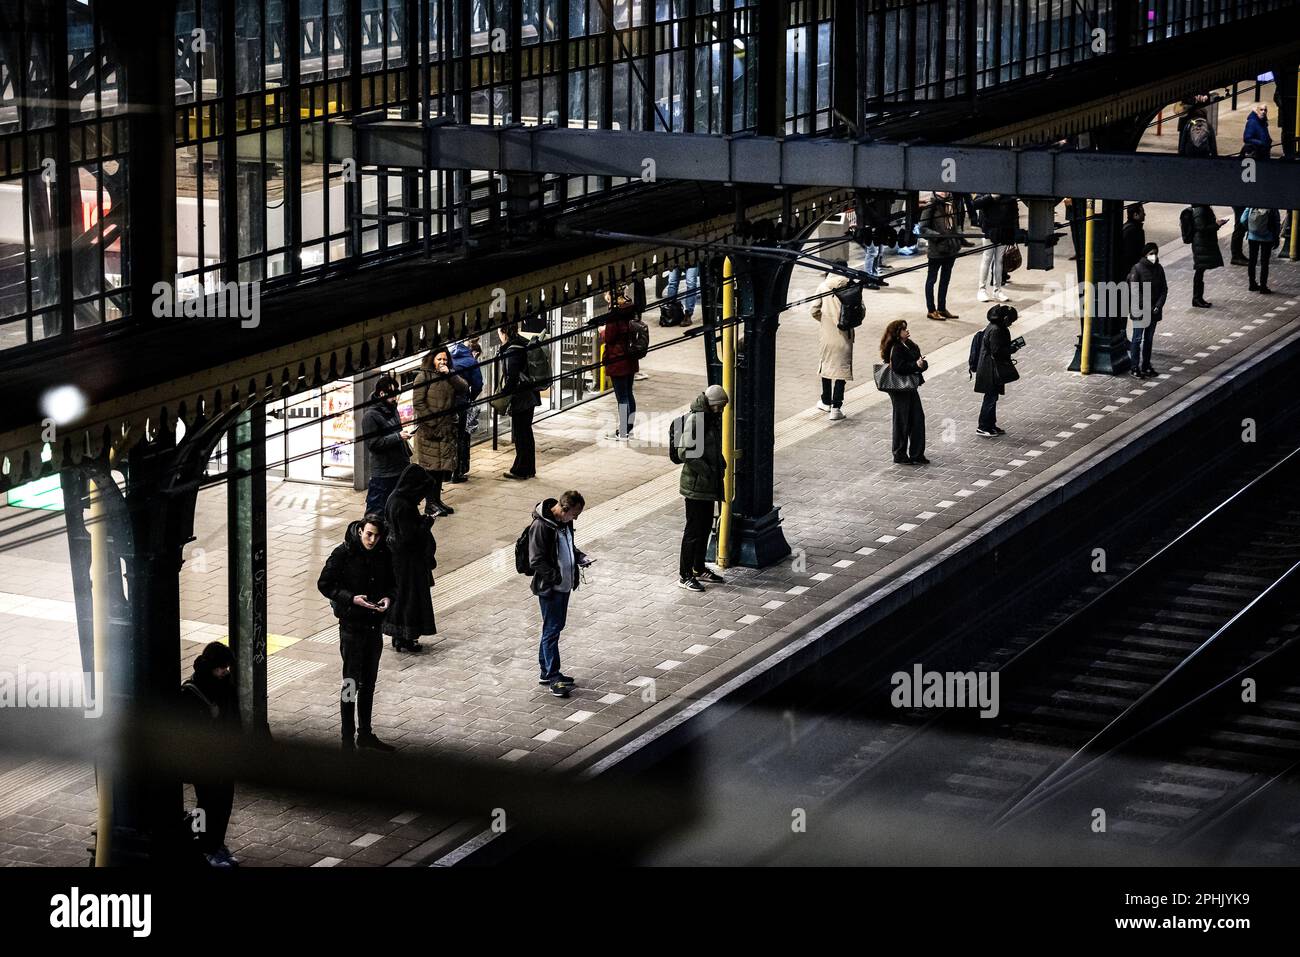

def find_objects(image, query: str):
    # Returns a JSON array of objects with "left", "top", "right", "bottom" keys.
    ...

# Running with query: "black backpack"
[
  {"left": 1179, "top": 207, "right": 1196, "bottom": 244},
  {"left": 668, "top": 412, "right": 687, "bottom": 464},
  {"left": 514, "top": 522, "right": 533, "bottom": 575},
  {"left": 968, "top": 329, "right": 985, "bottom": 378},
  {"left": 1186, "top": 119, "right": 1211, "bottom": 155},
  {"left": 627, "top": 317, "right": 650, "bottom": 359},
  {"left": 834, "top": 282, "right": 865, "bottom": 330}
]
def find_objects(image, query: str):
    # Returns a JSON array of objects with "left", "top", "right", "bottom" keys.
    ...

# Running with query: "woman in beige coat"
[
  {"left": 810, "top": 269, "right": 855, "bottom": 421},
  {"left": 412, "top": 347, "right": 469, "bottom": 517}
]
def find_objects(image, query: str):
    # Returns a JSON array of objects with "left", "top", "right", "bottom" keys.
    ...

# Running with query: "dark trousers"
[
  {"left": 1231, "top": 207, "right": 1247, "bottom": 259},
  {"left": 1192, "top": 267, "right": 1207, "bottom": 302},
  {"left": 680, "top": 498, "right": 715, "bottom": 580},
  {"left": 1130, "top": 317, "right": 1159, "bottom": 371},
  {"left": 889, "top": 390, "right": 926, "bottom": 460},
  {"left": 422, "top": 466, "right": 446, "bottom": 510},
  {"left": 611, "top": 374, "right": 637, "bottom": 436},
  {"left": 193, "top": 778, "right": 234, "bottom": 853},
  {"left": 340, "top": 624, "right": 383, "bottom": 738},
  {"left": 364, "top": 474, "right": 399, "bottom": 515},
  {"left": 1248, "top": 240, "right": 1272, "bottom": 288},
  {"left": 538, "top": 589, "right": 570, "bottom": 681},
  {"left": 454, "top": 409, "right": 470, "bottom": 477},
  {"left": 510, "top": 403, "right": 537, "bottom": 477},
  {"left": 925, "top": 258, "right": 955, "bottom": 311},
  {"left": 820, "top": 377, "right": 846, "bottom": 408},
  {"left": 978, "top": 391, "right": 999, "bottom": 431}
]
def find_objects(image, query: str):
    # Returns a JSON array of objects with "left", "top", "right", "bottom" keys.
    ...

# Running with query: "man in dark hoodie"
[
  {"left": 500, "top": 322, "right": 542, "bottom": 480},
  {"left": 317, "top": 513, "right": 397, "bottom": 751},
  {"left": 181, "top": 641, "right": 241, "bottom": 866},
  {"left": 527, "top": 490, "right": 591, "bottom": 697},
  {"left": 677, "top": 384, "right": 729, "bottom": 592},
  {"left": 362, "top": 374, "right": 411, "bottom": 514}
]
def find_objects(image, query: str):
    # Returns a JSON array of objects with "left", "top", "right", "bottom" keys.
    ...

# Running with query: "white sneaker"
[
  {"left": 828, "top": 408, "right": 845, "bottom": 421},
  {"left": 634, "top": 372, "right": 649, "bottom": 381},
  {"left": 976, "top": 289, "right": 990, "bottom": 302},
  {"left": 816, "top": 401, "right": 832, "bottom": 413},
  {"left": 994, "top": 291, "right": 1011, "bottom": 302}
]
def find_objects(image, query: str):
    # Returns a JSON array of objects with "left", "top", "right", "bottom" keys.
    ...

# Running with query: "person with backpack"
[
  {"left": 524, "top": 490, "right": 591, "bottom": 697},
  {"left": 973, "top": 305, "right": 1020, "bottom": 437},
  {"left": 973, "top": 193, "right": 1018, "bottom": 303},
  {"left": 919, "top": 191, "right": 961, "bottom": 321},
  {"left": 599, "top": 285, "right": 644, "bottom": 440},
  {"left": 1122, "top": 204, "right": 1147, "bottom": 281},
  {"left": 412, "top": 347, "right": 469, "bottom": 517},
  {"left": 179, "top": 641, "right": 241, "bottom": 866},
  {"left": 1127, "top": 242, "right": 1168, "bottom": 378},
  {"left": 1179, "top": 116, "right": 1218, "bottom": 157},
  {"left": 382, "top": 464, "right": 438, "bottom": 654},
  {"left": 448, "top": 338, "right": 484, "bottom": 483},
  {"left": 676, "top": 384, "right": 729, "bottom": 592},
  {"left": 809, "top": 262, "right": 859, "bottom": 421},
  {"left": 880, "top": 320, "right": 928, "bottom": 465},
  {"left": 1189, "top": 205, "right": 1226, "bottom": 308},
  {"left": 498, "top": 322, "right": 542, "bottom": 480},
  {"left": 362, "top": 374, "right": 411, "bottom": 515},
  {"left": 1241, "top": 206, "right": 1281, "bottom": 294},
  {"left": 317, "top": 513, "right": 397, "bottom": 752}
]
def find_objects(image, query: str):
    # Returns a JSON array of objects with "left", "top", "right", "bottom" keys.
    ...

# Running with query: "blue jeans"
[
  {"left": 538, "top": 589, "right": 571, "bottom": 681},
  {"left": 1130, "top": 317, "right": 1158, "bottom": 371},
  {"left": 611, "top": 374, "right": 636, "bottom": 436},
  {"left": 863, "top": 242, "right": 887, "bottom": 278},
  {"left": 364, "top": 474, "right": 399, "bottom": 515},
  {"left": 665, "top": 266, "right": 699, "bottom": 317}
]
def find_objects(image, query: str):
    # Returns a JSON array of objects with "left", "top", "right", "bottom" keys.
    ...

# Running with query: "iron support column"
[
  {"left": 1069, "top": 197, "right": 1130, "bottom": 374},
  {"left": 227, "top": 406, "right": 269, "bottom": 736}
]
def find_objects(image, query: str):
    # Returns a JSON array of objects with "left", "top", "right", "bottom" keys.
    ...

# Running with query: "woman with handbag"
[
  {"left": 880, "top": 320, "right": 929, "bottom": 465},
  {"left": 974, "top": 305, "right": 1020, "bottom": 437},
  {"left": 412, "top": 348, "right": 469, "bottom": 517},
  {"left": 383, "top": 464, "right": 439, "bottom": 654}
]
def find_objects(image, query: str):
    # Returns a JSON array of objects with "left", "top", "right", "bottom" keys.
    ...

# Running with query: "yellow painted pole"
[
  {"left": 1080, "top": 199, "right": 1096, "bottom": 375},
  {"left": 717, "top": 257, "right": 737, "bottom": 569},
  {"left": 89, "top": 473, "right": 111, "bottom": 867},
  {"left": 1291, "top": 67, "right": 1299, "bottom": 261},
  {"left": 599, "top": 342, "right": 608, "bottom": 393}
]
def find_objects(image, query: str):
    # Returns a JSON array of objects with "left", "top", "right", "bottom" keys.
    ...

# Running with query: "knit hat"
[{"left": 704, "top": 384, "right": 729, "bottom": 407}]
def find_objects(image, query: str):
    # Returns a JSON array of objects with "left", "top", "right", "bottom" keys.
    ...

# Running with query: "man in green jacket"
[{"left": 678, "top": 384, "right": 729, "bottom": 592}]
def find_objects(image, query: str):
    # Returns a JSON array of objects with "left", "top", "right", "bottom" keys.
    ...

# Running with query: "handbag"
[
  {"left": 490, "top": 393, "right": 512, "bottom": 414},
  {"left": 873, "top": 363, "right": 919, "bottom": 393},
  {"left": 1002, "top": 244, "right": 1023, "bottom": 274}
]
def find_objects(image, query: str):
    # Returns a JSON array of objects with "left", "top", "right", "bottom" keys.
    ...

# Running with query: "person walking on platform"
[
  {"left": 810, "top": 262, "right": 856, "bottom": 421},
  {"left": 317, "top": 514, "right": 396, "bottom": 753},
  {"left": 1120, "top": 204, "right": 1146, "bottom": 281},
  {"left": 600, "top": 286, "right": 640, "bottom": 440},
  {"left": 1189, "top": 205, "right": 1226, "bottom": 308},
  {"left": 1127, "top": 242, "right": 1168, "bottom": 378},
  {"left": 499, "top": 323, "right": 542, "bottom": 480},
  {"left": 973, "top": 305, "right": 1021, "bottom": 437},
  {"left": 383, "top": 464, "right": 438, "bottom": 654},
  {"left": 413, "top": 347, "right": 468, "bottom": 517},
  {"left": 881, "top": 320, "right": 928, "bottom": 465},
  {"left": 179, "top": 641, "right": 241, "bottom": 866},
  {"left": 1241, "top": 207, "right": 1281, "bottom": 295},
  {"left": 362, "top": 374, "right": 411, "bottom": 515},
  {"left": 676, "top": 384, "right": 729, "bottom": 592},
  {"left": 526, "top": 490, "right": 592, "bottom": 698},
  {"left": 448, "top": 338, "right": 484, "bottom": 483},
  {"left": 919, "top": 191, "right": 961, "bottom": 321},
  {"left": 973, "top": 193, "right": 1018, "bottom": 303}
]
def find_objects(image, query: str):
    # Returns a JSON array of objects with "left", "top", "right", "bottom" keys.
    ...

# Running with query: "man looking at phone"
[
  {"left": 317, "top": 514, "right": 397, "bottom": 751},
  {"left": 526, "top": 490, "right": 592, "bottom": 698}
]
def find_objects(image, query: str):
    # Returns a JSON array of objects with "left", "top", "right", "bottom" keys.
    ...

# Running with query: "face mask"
[{"left": 1146, "top": 254, "right": 1158, "bottom": 264}]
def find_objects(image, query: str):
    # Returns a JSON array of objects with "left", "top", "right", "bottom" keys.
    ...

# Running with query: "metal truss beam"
[{"left": 339, "top": 120, "right": 1300, "bottom": 210}]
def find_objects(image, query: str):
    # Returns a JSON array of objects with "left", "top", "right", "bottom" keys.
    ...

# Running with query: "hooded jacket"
[
  {"left": 180, "top": 648, "right": 241, "bottom": 732},
  {"left": 1243, "top": 112, "right": 1272, "bottom": 153},
  {"left": 362, "top": 392, "right": 410, "bottom": 479},
  {"left": 383, "top": 465, "right": 438, "bottom": 639},
  {"left": 527, "top": 498, "right": 588, "bottom": 596},
  {"left": 919, "top": 196, "right": 961, "bottom": 260},
  {"left": 600, "top": 304, "right": 641, "bottom": 379},
  {"left": 679, "top": 392, "right": 727, "bottom": 502},
  {"left": 317, "top": 519, "right": 397, "bottom": 626},
  {"left": 501, "top": 333, "right": 543, "bottom": 413},
  {"left": 1126, "top": 257, "right": 1168, "bottom": 320},
  {"left": 973, "top": 194, "right": 1018, "bottom": 246},
  {"left": 1190, "top": 206, "right": 1225, "bottom": 271}
]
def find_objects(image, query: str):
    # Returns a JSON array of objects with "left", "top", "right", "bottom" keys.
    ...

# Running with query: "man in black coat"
[
  {"left": 1127, "top": 242, "right": 1168, "bottom": 378},
  {"left": 1120, "top": 204, "right": 1146, "bottom": 280},
  {"left": 180, "top": 641, "right": 242, "bottom": 866},
  {"left": 527, "top": 490, "right": 591, "bottom": 697},
  {"left": 317, "top": 514, "right": 397, "bottom": 751},
  {"left": 362, "top": 374, "right": 411, "bottom": 514},
  {"left": 1189, "top": 205, "right": 1226, "bottom": 308},
  {"left": 499, "top": 322, "right": 542, "bottom": 480}
]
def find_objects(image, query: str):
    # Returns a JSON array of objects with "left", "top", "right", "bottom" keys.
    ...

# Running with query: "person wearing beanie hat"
[
  {"left": 676, "top": 386, "right": 729, "bottom": 591},
  {"left": 1125, "top": 241, "right": 1168, "bottom": 378},
  {"left": 180, "top": 640, "right": 241, "bottom": 867},
  {"left": 362, "top": 373, "right": 411, "bottom": 514}
]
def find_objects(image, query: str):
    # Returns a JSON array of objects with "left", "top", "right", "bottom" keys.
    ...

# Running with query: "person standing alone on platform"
[
  {"left": 180, "top": 641, "right": 242, "bottom": 866},
  {"left": 448, "top": 338, "right": 484, "bottom": 483},
  {"left": 526, "top": 490, "right": 592, "bottom": 697},
  {"left": 500, "top": 322, "right": 542, "bottom": 480},
  {"left": 973, "top": 193, "right": 1018, "bottom": 303},
  {"left": 676, "top": 384, "right": 729, "bottom": 592},
  {"left": 973, "top": 305, "right": 1020, "bottom": 437},
  {"left": 881, "top": 320, "right": 928, "bottom": 465},
  {"left": 600, "top": 285, "right": 640, "bottom": 440},
  {"left": 1127, "top": 242, "right": 1168, "bottom": 378},
  {"left": 810, "top": 261, "right": 856, "bottom": 421},
  {"left": 413, "top": 347, "right": 468, "bottom": 517},
  {"left": 919, "top": 191, "right": 961, "bottom": 321},
  {"left": 383, "top": 464, "right": 438, "bottom": 654},
  {"left": 1241, "top": 207, "right": 1280, "bottom": 295},
  {"left": 317, "top": 514, "right": 396, "bottom": 753},
  {"left": 1120, "top": 204, "right": 1146, "bottom": 281},
  {"left": 1189, "top": 205, "right": 1226, "bottom": 308},
  {"left": 361, "top": 375, "right": 411, "bottom": 515}
]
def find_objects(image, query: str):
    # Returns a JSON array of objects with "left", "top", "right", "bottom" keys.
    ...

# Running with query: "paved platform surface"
[{"left": 1, "top": 95, "right": 1298, "bottom": 865}]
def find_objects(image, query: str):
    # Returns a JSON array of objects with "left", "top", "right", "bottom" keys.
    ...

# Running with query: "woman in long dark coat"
[
  {"left": 383, "top": 464, "right": 438, "bottom": 653},
  {"left": 1189, "top": 204, "right": 1225, "bottom": 308},
  {"left": 973, "top": 305, "right": 1020, "bottom": 436}
]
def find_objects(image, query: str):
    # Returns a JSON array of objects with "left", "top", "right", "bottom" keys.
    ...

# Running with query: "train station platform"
[{"left": 2, "top": 194, "right": 1298, "bottom": 865}]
